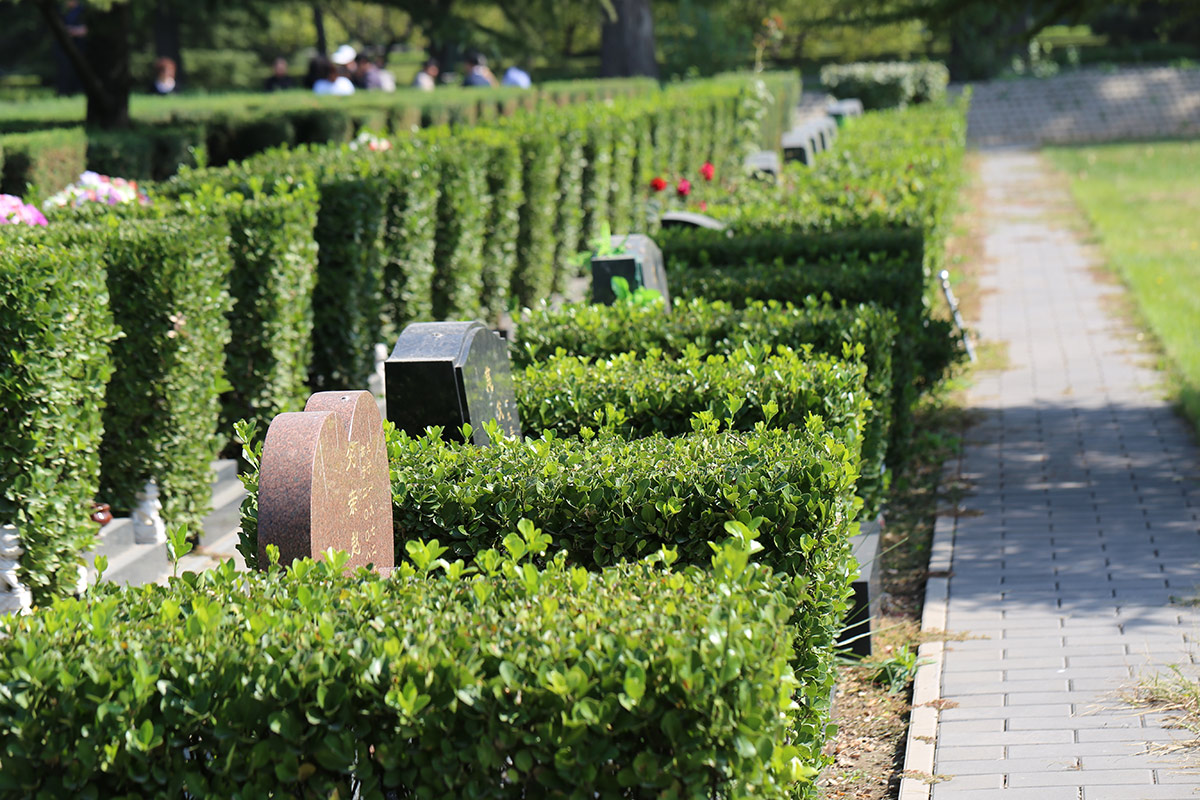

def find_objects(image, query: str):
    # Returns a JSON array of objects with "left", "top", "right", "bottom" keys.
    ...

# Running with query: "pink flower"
[
  {"left": 700, "top": 162, "right": 715, "bottom": 181},
  {"left": 650, "top": 176, "right": 668, "bottom": 192},
  {"left": 676, "top": 178, "right": 692, "bottom": 198},
  {"left": 699, "top": 201, "right": 708, "bottom": 211}
]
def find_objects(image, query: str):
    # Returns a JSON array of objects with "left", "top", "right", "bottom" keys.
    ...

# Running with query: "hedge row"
[
  {"left": 0, "top": 72, "right": 799, "bottom": 603},
  {"left": 515, "top": 298, "right": 896, "bottom": 513},
  {"left": 515, "top": 346, "right": 868, "bottom": 447},
  {"left": 657, "top": 228, "right": 952, "bottom": 456},
  {"left": 660, "top": 99, "right": 969, "bottom": 459},
  {"left": 66, "top": 215, "right": 234, "bottom": 529},
  {"left": 0, "top": 78, "right": 659, "bottom": 199},
  {"left": 0, "top": 535, "right": 818, "bottom": 798},
  {"left": 237, "top": 419, "right": 859, "bottom": 790},
  {"left": 820, "top": 61, "right": 950, "bottom": 110},
  {"left": 0, "top": 230, "right": 117, "bottom": 603}
]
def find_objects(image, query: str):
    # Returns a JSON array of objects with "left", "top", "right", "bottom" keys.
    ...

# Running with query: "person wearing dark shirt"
[
  {"left": 461, "top": 53, "right": 497, "bottom": 88},
  {"left": 264, "top": 58, "right": 295, "bottom": 92}
]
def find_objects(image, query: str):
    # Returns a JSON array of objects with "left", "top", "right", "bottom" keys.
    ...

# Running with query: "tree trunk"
[
  {"left": 85, "top": 3, "right": 131, "bottom": 129},
  {"left": 36, "top": 0, "right": 129, "bottom": 129},
  {"left": 600, "top": 0, "right": 658, "bottom": 78},
  {"left": 154, "top": 0, "right": 183, "bottom": 84},
  {"left": 312, "top": 4, "right": 327, "bottom": 55}
]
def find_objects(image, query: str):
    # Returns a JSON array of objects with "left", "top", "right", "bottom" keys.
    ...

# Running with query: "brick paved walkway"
[{"left": 930, "top": 150, "right": 1200, "bottom": 798}]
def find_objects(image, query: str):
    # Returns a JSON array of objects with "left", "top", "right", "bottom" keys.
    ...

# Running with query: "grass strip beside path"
[{"left": 1047, "top": 140, "right": 1200, "bottom": 429}]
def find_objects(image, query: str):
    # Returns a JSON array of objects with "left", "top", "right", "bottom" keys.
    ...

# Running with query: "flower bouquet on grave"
[
  {"left": 0, "top": 194, "right": 48, "bottom": 226},
  {"left": 44, "top": 171, "right": 151, "bottom": 209},
  {"left": 349, "top": 130, "right": 392, "bottom": 152}
]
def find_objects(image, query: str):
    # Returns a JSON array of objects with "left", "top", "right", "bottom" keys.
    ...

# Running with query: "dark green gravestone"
[
  {"left": 590, "top": 234, "right": 671, "bottom": 311},
  {"left": 385, "top": 321, "right": 522, "bottom": 446}
]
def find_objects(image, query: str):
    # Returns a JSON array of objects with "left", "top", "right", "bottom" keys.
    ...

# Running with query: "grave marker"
[
  {"left": 385, "top": 321, "right": 522, "bottom": 446},
  {"left": 782, "top": 127, "right": 818, "bottom": 165},
  {"left": 744, "top": 150, "right": 780, "bottom": 178},
  {"left": 590, "top": 234, "right": 670, "bottom": 310},
  {"left": 827, "top": 98, "right": 864, "bottom": 126},
  {"left": 660, "top": 211, "right": 727, "bottom": 231},
  {"left": 257, "top": 390, "right": 393, "bottom": 573}
]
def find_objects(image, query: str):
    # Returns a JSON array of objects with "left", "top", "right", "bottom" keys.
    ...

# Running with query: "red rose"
[
  {"left": 650, "top": 176, "right": 668, "bottom": 192},
  {"left": 700, "top": 162, "right": 715, "bottom": 181},
  {"left": 676, "top": 178, "right": 692, "bottom": 197}
]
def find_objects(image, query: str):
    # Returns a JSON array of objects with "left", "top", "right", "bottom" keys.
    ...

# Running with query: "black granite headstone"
[
  {"left": 590, "top": 234, "right": 671, "bottom": 311},
  {"left": 838, "top": 517, "right": 882, "bottom": 657},
  {"left": 660, "top": 211, "right": 727, "bottom": 231},
  {"left": 385, "top": 321, "right": 521, "bottom": 446}
]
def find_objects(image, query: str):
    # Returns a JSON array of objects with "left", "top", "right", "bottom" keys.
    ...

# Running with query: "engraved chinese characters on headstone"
[
  {"left": 257, "top": 390, "right": 393, "bottom": 573},
  {"left": 590, "top": 233, "right": 671, "bottom": 311},
  {"left": 385, "top": 321, "right": 522, "bottom": 446}
]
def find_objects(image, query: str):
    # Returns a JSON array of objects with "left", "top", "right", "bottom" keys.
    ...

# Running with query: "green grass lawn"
[{"left": 1047, "top": 140, "right": 1200, "bottom": 429}]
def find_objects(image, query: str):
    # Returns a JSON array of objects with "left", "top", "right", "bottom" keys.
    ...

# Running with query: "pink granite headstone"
[{"left": 257, "top": 390, "right": 393, "bottom": 574}]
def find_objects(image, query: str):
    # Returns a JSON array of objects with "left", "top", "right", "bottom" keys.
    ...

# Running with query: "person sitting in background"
[
  {"left": 461, "top": 53, "right": 497, "bottom": 87},
  {"left": 412, "top": 59, "right": 439, "bottom": 90},
  {"left": 312, "top": 57, "right": 355, "bottom": 96},
  {"left": 501, "top": 64, "right": 531, "bottom": 89},
  {"left": 331, "top": 45, "right": 359, "bottom": 85},
  {"left": 152, "top": 57, "right": 176, "bottom": 95},
  {"left": 264, "top": 57, "right": 294, "bottom": 92},
  {"left": 357, "top": 53, "right": 396, "bottom": 92}
]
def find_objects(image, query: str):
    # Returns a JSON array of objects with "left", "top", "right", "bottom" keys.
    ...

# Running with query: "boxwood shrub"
[
  {"left": 0, "top": 228, "right": 118, "bottom": 602},
  {"left": 469, "top": 128, "right": 525, "bottom": 323},
  {"left": 515, "top": 345, "right": 868, "bottom": 470},
  {"left": 427, "top": 128, "right": 491, "bottom": 320},
  {"left": 515, "top": 298, "right": 895, "bottom": 509},
  {"left": 77, "top": 215, "right": 234, "bottom": 527},
  {"left": 307, "top": 153, "right": 389, "bottom": 391},
  {"left": 819, "top": 61, "right": 950, "bottom": 110},
  {"left": 578, "top": 108, "right": 614, "bottom": 246},
  {"left": 506, "top": 118, "right": 562, "bottom": 309},
  {"left": 658, "top": 231, "right": 960, "bottom": 456},
  {"left": 203, "top": 181, "right": 320, "bottom": 440},
  {"left": 551, "top": 121, "right": 586, "bottom": 292},
  {"left": 376, "top": 143, "right": 440, "bottom": 338},
  {"left": 0, "top": 534, "right": 823, "bottom": 798},
  {"left": 0, "top": 127, "right": 88, "bottom": 201}
]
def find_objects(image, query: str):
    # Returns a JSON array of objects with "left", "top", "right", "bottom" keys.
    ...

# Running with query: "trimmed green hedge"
[
  {"left": 515, "top": 298, "right": 895, "bottom": 510},
  {"left": 302, "top": 151, "right": 388, "bottom": 392},
  {"left": 427, "top": 128, "right": 492, "bottom": 321},
  {"left": 474, "top": 129, "right": 525, "bottom": 323},
  {"left": 196, "top": 181, "right": 320, "bottom": 439},
  {"left": 378, "top": 143, "right": 440, "bottom": 339},
  {"left": 48, "top": 215, "right": 235, "bottom": 528},
  {"left": 0, "top": 229, "right": 118, "bottom": 603},
  {"left": 506, "top": 118, "right": 562, "bottom": 308},
  {"left": 516, "top": 346, "right": 868, "bottom": 460},
  {"left": 0, "top": 533, "right": 823, "bottom": 797},
  {"left": 0, "top": 79, "right": 664, "bottom": 197},
  {"left": 657, "top": 227, "right": 960, "bottom": 456},
  {"left": 820, "top": 62, "right": 950, "bottom": 110},
  {"left": 0, "top": 128, "right": 87, "bottom": 202},
  {"left": 551, "top": 122, "right": 586, "bottom": 292}
]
